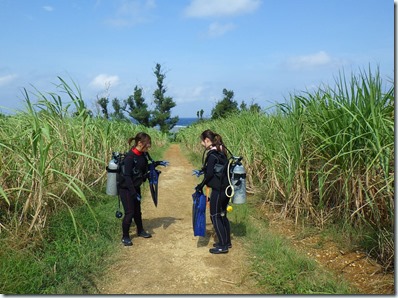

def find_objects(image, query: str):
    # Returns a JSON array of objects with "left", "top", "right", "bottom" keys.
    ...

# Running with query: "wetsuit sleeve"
[
  {"left": 198, "top": 153, "right": 217, "bottom": 189},
  {"left": 122, "top": 155, "right": 137, "bottom": 194}
]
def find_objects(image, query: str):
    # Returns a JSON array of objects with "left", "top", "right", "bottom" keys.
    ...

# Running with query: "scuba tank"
[
  {"left": 230, "top": 158, "right": 246, "bottom": 204},
  {"left": 106, "top": 153, "right": 120, "bottom": 196}
]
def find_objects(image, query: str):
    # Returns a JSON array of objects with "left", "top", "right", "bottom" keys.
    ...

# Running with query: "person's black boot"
[
  {"left": 121, "top": 236, "right": 133, "bottom": 246},
  {"left": 137, "top": 230, "right": 152, "bottom": 238},
  {"left": 209, "top": 246, "right": 228, "bottom": 254}
]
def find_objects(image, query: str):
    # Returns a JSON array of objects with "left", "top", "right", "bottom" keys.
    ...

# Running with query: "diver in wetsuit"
[
  {"left": 118, "top": 132, "right": 153, "bottom": 246},
  {"left": 196, "top": 129, "right": 231, "bottom": 254}
]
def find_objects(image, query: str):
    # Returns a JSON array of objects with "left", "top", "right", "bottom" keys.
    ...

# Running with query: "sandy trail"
[{"left": 97, "top": 144, "right": 258, "bottom": 294}]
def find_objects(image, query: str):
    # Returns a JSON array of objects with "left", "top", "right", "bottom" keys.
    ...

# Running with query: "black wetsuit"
[
  {"left": 198, "top": 149, "right": 231, "bottom": 248},
  {"left": 118, "top": 147, "right": 148, "bottom": 238}
]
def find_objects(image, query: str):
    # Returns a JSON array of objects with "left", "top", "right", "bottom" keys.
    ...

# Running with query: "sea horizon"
[
  {"left": 170, "top": 117, "right": 207, "bottom": 133},
  {"left": 176, "top": 117, "right": 199, "bottom": 127}
]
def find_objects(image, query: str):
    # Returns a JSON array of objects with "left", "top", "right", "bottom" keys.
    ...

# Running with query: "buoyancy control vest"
[
  {"left": 201, "top": 146, "right": 247, "bottom": 204},
  {"left": 106, "top": 149, "right": 150, "bottom": 195},
  {"left": 118, "top": 149, "right": 148, "bottom": 189}
]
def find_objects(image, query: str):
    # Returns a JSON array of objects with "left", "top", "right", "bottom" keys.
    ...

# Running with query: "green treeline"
[
  {"left": 176, "top": 68, "right": 394, "bottom": 270},
  {"left": 96, "top": 63, "right": 178, "bottom": 133},
  {"left": 95, "top": 63, "right": 261, "bottom": 129}
]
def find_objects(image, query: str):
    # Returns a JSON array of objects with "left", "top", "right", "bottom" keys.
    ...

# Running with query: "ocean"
[
  {"left": 176, "top": 117, "right": 198, "bottom": 126},
  {"left": 171, "top": 117, "right": 202, "bottom": 133}
]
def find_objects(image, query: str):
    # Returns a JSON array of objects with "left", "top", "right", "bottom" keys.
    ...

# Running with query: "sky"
[{"left": 0, "top": 0, "right": 394, "bottom": 118}]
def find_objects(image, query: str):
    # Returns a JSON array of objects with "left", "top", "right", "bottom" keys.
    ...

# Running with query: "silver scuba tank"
[
  {"left": 106, "top": 155, "right": 119, "bottom": 196},
  {"left": 231, "top": 160, "right": 246, "bottom": 204}
]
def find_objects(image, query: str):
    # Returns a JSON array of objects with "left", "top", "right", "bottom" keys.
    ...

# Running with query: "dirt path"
[
  {"left": 97, "top": 144, "right": 258, "bottom": 294},
  {"left": 96, "top": 144, "right": 394, "bottom": 295}
]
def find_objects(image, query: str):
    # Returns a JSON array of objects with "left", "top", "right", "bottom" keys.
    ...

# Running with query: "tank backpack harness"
[
  {"left": 106, "top": 151, "right": 144, "bottom": 218},
  {"left": 106, "top": 150, "right": 168, "bottom": 217},
  {"left": 200, "top": 145, "right": 247, "bottom": 204},
  {"left": 106, "top": 151, "right": 133, "bottom": 218}
]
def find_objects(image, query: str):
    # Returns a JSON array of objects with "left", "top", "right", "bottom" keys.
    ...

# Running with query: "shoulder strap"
[
  {"left": 203, "top": 150, "right": 226, "bottom": 169},
  {"left": 202, "top": 149, "right": 215, "bottom": 164},
  {"left": 203, "top": 145, "right": 233, "bottom": 161},
  {"left": 120, "top": 151, "right": 138, "bottom": 175}
]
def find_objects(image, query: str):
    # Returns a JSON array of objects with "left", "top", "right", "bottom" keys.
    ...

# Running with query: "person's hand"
[
  {"left": 155, "top": 160, "right": 169, "bottom": 167},
  {"left": 192, "top": 170, "right": 203, "bottom": 177}
]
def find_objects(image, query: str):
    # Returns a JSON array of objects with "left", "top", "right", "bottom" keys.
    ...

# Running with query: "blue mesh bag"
[{"left": 192, "top": 190, "right": 206, "bottom": 237}]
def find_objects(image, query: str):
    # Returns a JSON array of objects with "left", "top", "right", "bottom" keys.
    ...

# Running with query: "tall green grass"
[
  {"left": 0, "top": 77, "right": 169, "bottom": 294},
  {"left": 0, "top": 77, "right": 168, "bottom": 240},
  {"left": 0, "top": 192, "right": 121, "bottom": 294},
  {"left": 176, "top": 67, "right": 394, "bottom": 269}
]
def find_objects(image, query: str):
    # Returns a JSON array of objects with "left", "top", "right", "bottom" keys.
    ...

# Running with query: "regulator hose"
[{"left": 225, "top": 159, "right": 234, "bottom": 198}]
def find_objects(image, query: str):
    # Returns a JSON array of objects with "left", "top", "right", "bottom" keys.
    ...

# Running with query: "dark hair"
[
  {"left": 128, "top": 132, "right": 151, "bottom": 148},
  {"left": 200, "top": 129, "right": 227, "bottom": 155}
]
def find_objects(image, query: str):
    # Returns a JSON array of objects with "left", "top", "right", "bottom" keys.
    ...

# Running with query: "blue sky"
[{"left": 0, "top": 0, "right": 394, "bottom": 118}]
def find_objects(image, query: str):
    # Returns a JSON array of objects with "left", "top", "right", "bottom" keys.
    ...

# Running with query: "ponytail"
[{"left": 200, "top": 130, "right": 227, "bottom": 155}]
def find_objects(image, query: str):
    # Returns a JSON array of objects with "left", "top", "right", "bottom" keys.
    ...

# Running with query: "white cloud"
[
  {"left": 287, "top": 51, "right": 333, "bottom": 70},
  {"left": 0, "top": 74, "right": 17, "bottom": 86},
  {"left": 105, "top": 0, "right": 156, "bottom": 27},
  {"left": 43, "top": 6, "right": 54, "bottom": 12},
  {"left": 89, "top": 74, "right": 120, "bottom": 89},
  {"left": 172, "top": 86, "right": 203, "bottom": 103},
  {"left": 207, "top": 22, "right": 236, "bottom": 37},
  {"left": 171, "top": 84, "right": 216, "bottom": 104},
  {"left": 184, "top": 0, "right": 261, "bottom": 18}
]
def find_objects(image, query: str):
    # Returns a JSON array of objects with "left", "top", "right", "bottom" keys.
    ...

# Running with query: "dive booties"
[
  {"left": 137, "top": 231, "right": 152, "bottom": 238},
  {"left": 121, "top": 237, "right": 133, "bottom": 246},
  {"left": 209, "top": 246, "right": 229, "bottom": 254}
]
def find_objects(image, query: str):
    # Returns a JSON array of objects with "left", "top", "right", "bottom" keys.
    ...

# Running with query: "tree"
[
  {"left": 196, "top": 109, "right": 204, "bottom": 120},
  {"left": 211, "top": 88, "right": 239, "bottom": 119},
  {"left": 240, "top": 101, "right": 248, "bottom": 111},
  {"left": 124, "top": 86, "right": 151, "bottom": 126},
  {"left": 111, "top": 98, "right": 126, "bottom": 120},
  {"left": 249, "top": 102, "right": 262, "bottom": 113},
  {"left": 151, "top": 63, "right": 178, "bottom": 133},
  {"left": 97, "top": 97, "right": 109, "bottom": 119},
  {"left": 240, "top": 100, "right": 262, "bottom": 113}
]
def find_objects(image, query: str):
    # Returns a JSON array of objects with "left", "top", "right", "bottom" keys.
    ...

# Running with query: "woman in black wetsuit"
[
  {"left": 118, "top": 132, "right": 153, "bottom": 246},
  {"left": 196, "top": 129, "right": 231, "bottom": 254}
]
